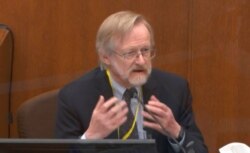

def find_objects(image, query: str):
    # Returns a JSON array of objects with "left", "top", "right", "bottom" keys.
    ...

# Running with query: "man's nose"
[{"left": 135, "top": 53, "right": 146, "bottom": 64}]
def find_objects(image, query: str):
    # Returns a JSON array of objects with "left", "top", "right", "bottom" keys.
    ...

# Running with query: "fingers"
[
  {"left": 142, "top": 110, "right": 155, "bottom": 122},
  {"left": 145, "top": 95, "right": 171, "bottom": 118},
  {"left": 149, "top": 95, "right": 168, "bottom": 109},
  {"left": 143, "top": 110, "right": 163, "bottom": 133},
  {"left": 144, "top": 95, "right": 180, "bottom": 137},
  {"left": 103, "top": 97, "right": 119, "bottom": 110},
  {"left": 107, "top": 99, "right": 128, "bottom": 119},
  {"left": 150, "top": 95, "right": 160, "bottom": 101},
  {"left": 110, "top": 104, "right": 128, "bottom": 127},
  {"left": 143, "top": 119, "right": 162, "bottom": 131},
  {"left": 95, "top": 95, "right": 105, "bottom": 109},
  {"left": 98, "top": 97, "right": 123, "bottom": 113},
  {"left": 96, "top": 96, "right": 128, "bottom": 127},
  {"left": 142, "top": 109, "right": 164, "bottom": 129},
  {"left": 86, "top": 96, "right": 128, "bottom": 139},
  {"left": 145, "top": 103, "right": 166, "bottom": 119}
]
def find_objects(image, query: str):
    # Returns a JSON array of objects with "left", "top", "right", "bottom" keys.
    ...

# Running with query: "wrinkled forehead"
[{"left": 111, "top": 22, "right": 151, "bottom": 50}]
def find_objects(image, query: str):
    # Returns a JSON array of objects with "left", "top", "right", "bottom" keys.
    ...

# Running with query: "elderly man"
[{"left": 56, "top": 11, "right": 208, "bottom": 153}]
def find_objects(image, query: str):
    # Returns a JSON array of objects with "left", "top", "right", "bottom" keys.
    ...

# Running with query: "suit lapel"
[
  {"left": 95, "top": 69, "right": 118, "bottom": 139},
  {"left": 95, "top": 69, "right": 113, "bottom": 100},
  {"left": 142, "top": 71, "right": 162, "bottom": 138},
  {"left": 142, "top": 72, "right": 160, "bottom": 104}
]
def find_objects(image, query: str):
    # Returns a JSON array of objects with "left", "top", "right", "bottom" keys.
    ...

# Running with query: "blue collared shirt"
[{"left": 110, "top": 76, "right": 147, "bottom": 139}]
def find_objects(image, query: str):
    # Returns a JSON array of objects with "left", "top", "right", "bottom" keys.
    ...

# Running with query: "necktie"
[{"left": 120, "top": 88, "right": 139, "bottom": 139}]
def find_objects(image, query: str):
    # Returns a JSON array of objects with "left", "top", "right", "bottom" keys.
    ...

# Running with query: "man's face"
[{"left": 104, "top": 23, "right": 153, "bottom": 88}]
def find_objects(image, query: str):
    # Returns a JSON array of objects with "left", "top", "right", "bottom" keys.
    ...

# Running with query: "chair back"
[{"left": 17, "top": 89, "right": 59, "bottom": 138}]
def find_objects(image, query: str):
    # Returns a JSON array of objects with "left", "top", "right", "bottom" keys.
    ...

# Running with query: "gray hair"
[{"left": 95, "top": 11, "right": 155, "bottom": 69}]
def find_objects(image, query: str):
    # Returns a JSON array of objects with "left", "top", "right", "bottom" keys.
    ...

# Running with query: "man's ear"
[{"left": 99, "top": 51, "right": 111, "bottom": 66}]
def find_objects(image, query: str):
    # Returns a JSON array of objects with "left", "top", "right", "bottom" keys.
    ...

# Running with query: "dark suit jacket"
[{"left": 55, "top": 67, "right": 208, "bottom": 153}]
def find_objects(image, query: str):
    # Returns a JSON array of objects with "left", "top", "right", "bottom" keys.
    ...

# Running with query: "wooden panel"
[
  {"left": 191, "top": 0, "right": 250, "bottom": 153},
  {"left": 0, "top": 27, "right": 13, "bottom": 137},
  {"left": 1, "top": 0, "right": 250, "bottom": 152},
  {"left": 0, "top": 0, "right": 189, "bottom": 138}
]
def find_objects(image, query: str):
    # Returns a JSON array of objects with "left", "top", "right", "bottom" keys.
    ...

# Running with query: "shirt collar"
[{"left": 108, "top": 74, "right": 140, "bottom": 100}]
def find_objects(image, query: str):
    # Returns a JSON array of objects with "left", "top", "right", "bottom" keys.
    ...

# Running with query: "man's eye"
[
  {"left": 141, "top": 48, "right": 150, "bottom": 52},
  {"left": 125, "top": 50, "right": 137, "bottom": 56}
]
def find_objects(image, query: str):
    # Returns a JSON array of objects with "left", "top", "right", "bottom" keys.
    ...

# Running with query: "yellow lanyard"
[{"left": 106, "top": 70, "right": 140, "bottom": 140}]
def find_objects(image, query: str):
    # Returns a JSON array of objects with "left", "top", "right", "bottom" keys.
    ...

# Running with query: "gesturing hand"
[
  {"left": 85, "top": 95, "right": 128, "bottom": 139},
  {"left": 142, "top": 95, "right": 181, "bottom": 138}
]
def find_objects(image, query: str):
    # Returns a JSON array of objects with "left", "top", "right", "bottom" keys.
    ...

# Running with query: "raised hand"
[
  {"left": 142, "top": 95, "right": 181, "bottom": 138},
  {"left": 85, "top": 96, "right": 128, "bottom": 139}
]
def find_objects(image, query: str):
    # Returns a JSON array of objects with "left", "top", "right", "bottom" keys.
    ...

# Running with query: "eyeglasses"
[{"left": 112, "top": 46, "right": 155, "bottom": 61}]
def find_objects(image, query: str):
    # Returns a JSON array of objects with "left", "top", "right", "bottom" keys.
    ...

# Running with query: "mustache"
[{"left": 130, "top": 65, "right": 148, "bottom": 71}]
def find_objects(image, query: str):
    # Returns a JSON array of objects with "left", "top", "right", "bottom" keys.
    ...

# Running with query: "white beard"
[
  {"left": 128, "top": 67, "right": 151, "bottom": 87},
  {"left": 111, "top": 61, "right": 152, "bottom": 87}
]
